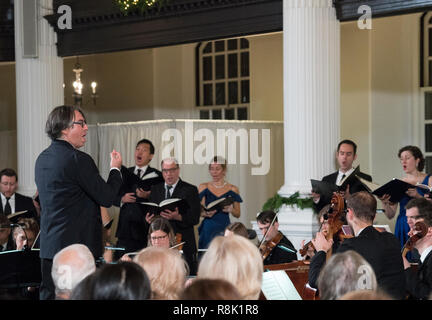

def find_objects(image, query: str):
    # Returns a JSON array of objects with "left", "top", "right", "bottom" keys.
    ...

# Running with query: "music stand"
[{"left": 0, "top": 250, "right": 41, "bottom": 289}]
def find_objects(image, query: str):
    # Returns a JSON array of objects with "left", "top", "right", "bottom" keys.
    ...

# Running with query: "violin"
[
  {"left": 259, "top": 232, "right": 283, "bottom": 260},
  {"left": 258, "top": 210, "right": 283, "bottom": 260},
  {"left": 402, "top": 222, "right": 428, "bottom": 258},
  {"left": 170, "top": 233, "right": 185, "bottom": 251}
]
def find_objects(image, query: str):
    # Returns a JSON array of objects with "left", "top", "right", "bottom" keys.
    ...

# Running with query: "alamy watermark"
[
  {"left": 356, "top": 264, "right": 374, "bottom": 290},
  {"left": 161, "top": 122, "right": 271, "bottom": 175},
  {"left": 57, "top": 5, "right": 72, "bottom": 30},
  {"left": 358, "top": 5, "right": 372, "bottom": 30},
  {"left": 56, "top": 265, "right": 72, "bottom": 290}
]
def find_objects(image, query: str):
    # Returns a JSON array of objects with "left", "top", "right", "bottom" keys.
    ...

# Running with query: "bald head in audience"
[{"left": 51, "top": 244, "right": 96, "bottom": 300}]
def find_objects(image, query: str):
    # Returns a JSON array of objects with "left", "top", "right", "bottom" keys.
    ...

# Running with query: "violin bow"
[{"left": 258, "top": 210, "right": 280, "bottom": 248}]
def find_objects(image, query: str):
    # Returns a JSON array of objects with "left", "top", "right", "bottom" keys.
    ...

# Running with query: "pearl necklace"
[{"left": 212, "top": 181, "right": 227, "bottom": 188}]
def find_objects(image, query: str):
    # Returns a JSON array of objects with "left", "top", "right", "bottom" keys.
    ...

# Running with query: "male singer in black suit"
[
  {"left": 308, "top": 191, "right": 406, "bottom": 299},
  {"left": 403, "top": 198, "right": 432, "bottom": 299},
  {"left": 114, "top": 139, "right": 163, "bottom": 256},
  {"left": 312, "top": 140, "right": 372, "bottom": 213},
  {"left": 146, "top": 158, "right": 200, "bottom": 275},
  {"left": 35, "top": 105, "right": 123, "bottom": 300},
  {"left": 0, "top": 168, "right": 38, "bottom": 222}
]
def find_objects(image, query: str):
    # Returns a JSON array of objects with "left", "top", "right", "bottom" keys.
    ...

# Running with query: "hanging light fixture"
[{"left": 72, "top": 57, "right": 98, "bottom": 106}]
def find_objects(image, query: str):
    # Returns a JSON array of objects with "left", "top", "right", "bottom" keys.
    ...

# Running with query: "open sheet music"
[{"left": 261, "top": 270, "right": 302, "bottom": 300}]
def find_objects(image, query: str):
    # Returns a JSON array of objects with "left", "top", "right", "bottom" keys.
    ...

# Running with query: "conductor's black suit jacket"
[
  {"left": 315, "top": 170, "right": 372, "bottom": 213},
  {"left": 309, "top": 226, "right": 406, "bottom": 299},
  {"left": 35, "top": 139, "right": 122, "bottom": 260},
  {"left": 149, "top": 179, "right": 200, "bottom": 265}
]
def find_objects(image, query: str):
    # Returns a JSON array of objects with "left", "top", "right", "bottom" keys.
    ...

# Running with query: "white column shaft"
[
  {"left": 14, "top": 0, "right": 64, "bottom": 196},
  {"left": 279, "top": 0, "right": 340, "bottom": 197}
]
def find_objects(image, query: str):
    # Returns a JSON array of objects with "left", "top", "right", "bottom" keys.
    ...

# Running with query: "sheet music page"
[{"left": 261, "top": 270, "right": 302, "bottom": 300}]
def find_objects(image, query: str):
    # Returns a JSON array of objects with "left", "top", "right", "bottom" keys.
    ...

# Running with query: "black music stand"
[{"left": 0, "top": 250, "right": 41, "bottom": 290}]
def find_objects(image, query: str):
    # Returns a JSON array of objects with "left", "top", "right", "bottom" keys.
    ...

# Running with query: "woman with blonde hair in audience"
[
  {"left": 134, "top": 246, "right": 188, "bottom": 300},
  {"left": 197, "top": 234, "right": 263, "bottom": 300}
]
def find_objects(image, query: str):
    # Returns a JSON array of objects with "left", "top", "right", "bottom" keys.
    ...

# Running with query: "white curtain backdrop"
[{"left": 92, "top": 119, "right": 284, "bottom": 239}]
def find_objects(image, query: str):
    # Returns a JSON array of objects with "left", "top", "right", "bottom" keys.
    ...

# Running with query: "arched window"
[
  {"left": 196, "top": 38, "right": 250, "bottom": 120},
  {"left": 420, "top": 12, "right": 432, "bottom": 171}
]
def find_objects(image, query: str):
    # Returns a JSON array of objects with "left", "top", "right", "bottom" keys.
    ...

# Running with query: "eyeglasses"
[
  {"left": 162, "top": 167, "right": 179, "bottom": 173},
  {"left": 151, "top": 235, "right": 168, "bottom": 241},
  {"left": 72, "top": 120, "right": 87, "bottom": 128}
]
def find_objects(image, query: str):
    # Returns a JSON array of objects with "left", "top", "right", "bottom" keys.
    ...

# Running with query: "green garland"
[
  {"left": 261, "top": 192, "right": 315, "bottom": 213},
  {"left": 115, "top": 0, "right": 170, "bottom": 15}
]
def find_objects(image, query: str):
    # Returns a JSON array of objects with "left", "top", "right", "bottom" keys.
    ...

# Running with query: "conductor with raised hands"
[{"left": 35, "top": 105, "right": 123, "bottom": 300}]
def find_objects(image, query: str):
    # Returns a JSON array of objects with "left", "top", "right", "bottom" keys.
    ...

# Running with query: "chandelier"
[{"left": 72, "top": 57, "right": 98, "bottom": 107}]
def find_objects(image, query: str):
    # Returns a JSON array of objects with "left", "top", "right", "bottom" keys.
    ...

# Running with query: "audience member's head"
[
  {"left": 147, "top": 216, "right": 176, "bottom": 248},
  {"left": 12, "top": 218, "right": 39, "bottom": 250},
  {"left": 72, "top": 261, "right": 151, "bottom": 300},
  {"left": 198, "top": 235, "right": 263, "bottom": 299},
  {"left": 224, "top": 222, "right": 249, "bottom": 238},
  {"left": 181, "top": 278, "right": 241, "bottom": 300},
  {"left": 317, "top": 250, "right": 377, "bottom": 300},
  {"left": 51, "top": 244, "right": 96, "bottom": 300},
  {"left": 339, "top": 289, "right": 393, "bottom": 300},
  {"left": 134, "top": 246, "right": 188, "bottom": 299}
]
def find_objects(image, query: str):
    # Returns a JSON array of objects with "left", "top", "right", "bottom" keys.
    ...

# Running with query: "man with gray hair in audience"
[{"left": 51, "top": 244, "right": 96, "bottom": 300}]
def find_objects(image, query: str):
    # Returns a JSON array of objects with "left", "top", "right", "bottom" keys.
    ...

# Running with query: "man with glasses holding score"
[
  {"left": 35, "top": 105, "right": 123, "bottom": 300},
  {"left": 145, "top": 158, "right": 200, "bottom": 275}
]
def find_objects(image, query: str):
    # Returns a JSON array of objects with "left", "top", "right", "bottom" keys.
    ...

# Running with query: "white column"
[
  {"left": 14, "top": 0, "right": 64, "bottom": 196},
  {"left": 254, "top": 0, "right": 340, "bottom": 257},
  {"left": 280, "top": 0, "right": 340, "bottom": 197}
]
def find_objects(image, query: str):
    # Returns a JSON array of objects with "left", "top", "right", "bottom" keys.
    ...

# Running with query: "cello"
[{"left": 299, "top": 193, "right": 347, "bottom": 260}]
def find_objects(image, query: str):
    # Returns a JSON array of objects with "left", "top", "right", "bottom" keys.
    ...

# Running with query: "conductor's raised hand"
[{"left": 110, "top": 149, "right": 122, "bottom": 169}]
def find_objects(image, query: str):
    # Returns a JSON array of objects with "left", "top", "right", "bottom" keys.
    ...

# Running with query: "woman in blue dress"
[
  {"left": 198, "top": 156, "right": 243, "bottom": 249},
  {"left": 380, "top": 146, "right": 431, "bottom": 261}
]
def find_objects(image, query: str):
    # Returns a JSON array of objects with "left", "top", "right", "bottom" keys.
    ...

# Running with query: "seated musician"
[
  {"left": 257, "top": 210, "right": 297, "bottom": 265},
  {"left": 308, "top": 191, "right": 406, "bottom": 299},
  {"left": 300, "top": 204, "right": 342, "bottom": 260},
  {"left": 311, "top": 140, "right": 372, "bottom": 213},
  {"left": 403, "top": 198, "right": 432, "bottom": 299}
]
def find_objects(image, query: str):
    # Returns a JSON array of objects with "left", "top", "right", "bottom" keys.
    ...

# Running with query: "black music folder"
[
  {"left": 0, "top": 250, "right": 41, "bottom": 288},
  {"left": 201, "top": 197, "right": 234, "bottom": 212},
  {"left": 365, "top": 178, "right": 416, "bottom": 203},
  {"left": 120, "top": 166, "right": 164, "bottom": 192},
  {"left": 311, "top": 179, "right": 339, "bottom": 198}
]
